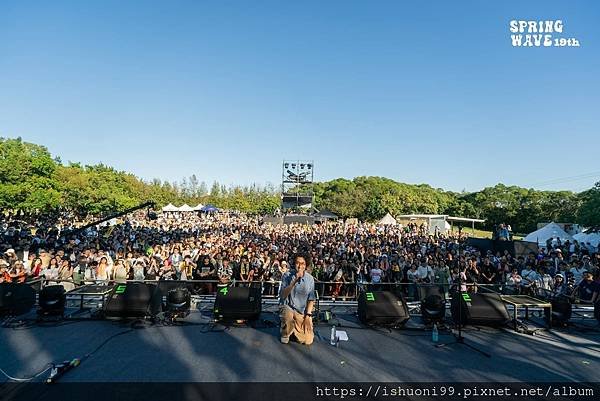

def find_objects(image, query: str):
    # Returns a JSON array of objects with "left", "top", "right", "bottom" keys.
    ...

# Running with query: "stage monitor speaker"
[
  {"left": 358, "top": 290, "right": 410, "bottom": 327},
  {"left": 0, "top": 283, "right": 36, "bottom": 317},
  {"left": 103, "top": 282, "right": 162, "bottom": 319},
  {"left": 38, "top": 285, "right": 66, "bottom": 316},
  {"left": 451, "top": 292, "right": 509, "bottom": 326},
  {"left": 214, "top": 286, "right": 261, "bottom": 321}
]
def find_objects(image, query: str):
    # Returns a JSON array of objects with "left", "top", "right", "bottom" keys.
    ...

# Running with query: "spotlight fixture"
[
  {"left": 165, "top": 287, "right": 191, "bottom": 320},
  {"left": 419, "top": 286, "right": 445, "bottom": 324},
  {"left": 291, "top": 164, "right": 296, "bottom": 169},
  {"left": 550, "top": 296, "right": 572, "bottom": 327},
  {"left": 38, "top": 285, "right": 66, "bottom": 317},
  {"left": 284, "top": 163, "right": 289, "bottom": 169},
  {"left": 307, "top": 164, "right": 312, "bottom": 169},
  {"left": 300, "top": 164, "right": 305, "bottom": 169}
]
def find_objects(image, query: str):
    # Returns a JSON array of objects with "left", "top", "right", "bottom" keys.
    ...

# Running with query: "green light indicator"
[
  {"left": 366, "top": 292, "right": 375, "bottom": 302},
  {"left": 115, "top": 285, "right": 126, "bottom": 294},
  {"left": 219, "top": 287, "right": 228, "bottom": 296}
]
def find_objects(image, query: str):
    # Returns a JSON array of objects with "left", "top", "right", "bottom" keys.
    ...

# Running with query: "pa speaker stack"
[
  {"left": 213, "top": 286, "right": 261, "bottom": 322},
  {"left": 0, "top": 283, "right": 36, "bottom": 317},
  {"left": 103, "top": 282, "right": 162, "bottom": 319},
  {"left": 358, "top": 290, "right": 410, "bottom": 327},
  {"left": 451, "top": 292, "right": 510, "bottom": 327}
]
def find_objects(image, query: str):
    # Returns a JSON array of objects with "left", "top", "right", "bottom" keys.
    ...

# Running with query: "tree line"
[{"left": 1, "top": 137, "right": 598, "bottom": 233}]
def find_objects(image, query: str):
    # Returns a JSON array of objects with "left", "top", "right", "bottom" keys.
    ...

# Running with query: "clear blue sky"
[{"left": 1, "top": 0, "right": 599, "bottom": 192}]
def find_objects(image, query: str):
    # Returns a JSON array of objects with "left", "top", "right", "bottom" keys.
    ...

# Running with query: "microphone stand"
[{"left": 436, "top": 239, "right": 491, "bottom": 358}]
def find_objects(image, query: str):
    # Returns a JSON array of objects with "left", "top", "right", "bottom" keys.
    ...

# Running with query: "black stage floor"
[{"left": 1, "top": 306, "right": 599, "bottom": 384}]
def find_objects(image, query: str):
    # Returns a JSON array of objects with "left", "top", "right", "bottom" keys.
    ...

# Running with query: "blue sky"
[{"left": 1, "top": 0, "right": 599, "bottom": 192}]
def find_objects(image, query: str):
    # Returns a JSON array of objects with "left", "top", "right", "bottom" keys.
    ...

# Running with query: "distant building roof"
[
  {"left": 447, "top": 216, "right": 486, "bottom": 223},
  {"left": 397, "top": 214, "right": 447, "bottom": 219}
]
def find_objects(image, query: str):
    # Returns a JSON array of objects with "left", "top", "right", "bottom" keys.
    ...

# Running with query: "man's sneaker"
[{"left": 280, "top": 337, "right": 290, "bottom": 344}]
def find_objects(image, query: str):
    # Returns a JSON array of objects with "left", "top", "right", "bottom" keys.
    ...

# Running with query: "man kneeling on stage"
[{"left": 279, "top": 253, "right": 315, "bottom": 345}]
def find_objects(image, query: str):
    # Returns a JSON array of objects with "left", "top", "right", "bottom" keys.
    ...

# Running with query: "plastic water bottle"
[
  {"left": 432, "top": 323, "right": 439, "bottom": 343},
  {"left": 330, "top": 325, "right": 337, "bottom": 346}
]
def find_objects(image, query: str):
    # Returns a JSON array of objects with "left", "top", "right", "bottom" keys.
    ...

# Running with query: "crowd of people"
[{"left": 0, "top": 211, "right": 599, "bottom": 305}]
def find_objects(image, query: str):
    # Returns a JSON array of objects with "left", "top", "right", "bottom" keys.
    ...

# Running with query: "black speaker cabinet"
[
  {"left": 103, "top": 282, "right": 162, "bottom": 318},
  {"left": 213, "top": 285, "right": 261, "bottom": 321},
  {"left": 358, "top": 290, "right": 410, "bottom": 327},
  {"left": 0, "top": 283, "right": 36, "bottom": 317},
  {"left": 451, "top": 292, "right": 509, "bottom": 326}
]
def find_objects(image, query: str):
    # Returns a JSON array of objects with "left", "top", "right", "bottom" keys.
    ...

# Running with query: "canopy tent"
[
  {"left": 200, "top": 205, "right": 219, "bottom": 213},
  {"left": 378, "top": 213, "right": 397, "bottom": 225},
  {"left": 524, "top": 222, "right": 573, "bottom": 245},
  {"left": 161, "top": 203, "right": 178, "bottom": 212},
  {"left": 573, "top": 232, "right": 600, "bottom": 247},
  {"left": 177, "top": 204, "right": 194, "bottom": 212},
  {"left": 584, "top": 233, "right": 600, "bottom": 247},
  {"left": 192, "top": 204, "right": 204, "bottom": 211}
]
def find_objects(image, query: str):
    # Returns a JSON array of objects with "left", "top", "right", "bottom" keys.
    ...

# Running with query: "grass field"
[{"left": 449, "top": 227, "right": 523, "bottom": 240}]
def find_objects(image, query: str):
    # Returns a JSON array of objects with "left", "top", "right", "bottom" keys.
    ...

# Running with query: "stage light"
[
  {"left": 165, "top": 287, "right": 191, "bottom": 320},
  {"left": 284, "top": 163, "right": 289, "bottom": 169},
  {"left": 419, "top": 286, "right": 445, "bottom": 324},
  {"left": 38, "top": 285, "right": 66, "bottom": 317},
  {"left": 300, "top": 164, "right": 305, "bottom": 169},
  {"left": 550, "top": 296, "right": 572, "bottom": 326},
  {"left": 292, "top": 164, "right": 296, "bottom": 169},
  {"left": 307, "top": 164, "right": 312, "bottom": 169}
]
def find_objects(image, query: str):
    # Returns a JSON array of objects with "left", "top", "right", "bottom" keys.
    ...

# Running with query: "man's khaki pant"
[{"left": 280, "top": 305, "right": 314, "bottom": 345}]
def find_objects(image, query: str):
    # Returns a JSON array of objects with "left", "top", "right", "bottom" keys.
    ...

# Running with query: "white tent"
[
  {"left": 524, "top": 222, "right": 573, "bottom": 245},
  {"left": 584, "top": 233, "right": 600, "bottom": 247},
  {"left": 178, "top": 204, "right": 194, "bottom": 212},
  {"left": 162, "top": 203, "right": 178, "bottom": 212},
  {"left": 573, "top": 232, "right": 600, "bottom": 247},
  {"left": 378, "top": 213, "right": 397, "bottom": 225},
  {"left": 192, "top": 203, "right": 204, "bottom": 211}
]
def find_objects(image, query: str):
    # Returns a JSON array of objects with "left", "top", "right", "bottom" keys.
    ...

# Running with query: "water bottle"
[
  {"left": 330, "top": 325, "right": 337, "bottom": 346},
  {"left": 432, "top": 323, "right": 439, "bottom": 343}
]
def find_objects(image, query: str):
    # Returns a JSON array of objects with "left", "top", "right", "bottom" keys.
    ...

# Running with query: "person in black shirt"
[
  {"left": 577, "top": 272, "right": 599, "bottom": 304},
  {"left": 194, "top": 255, "right": 216, "bottom": 293},
  {"left": 479, "top": 257, "right": 497, "bottom": 286}
]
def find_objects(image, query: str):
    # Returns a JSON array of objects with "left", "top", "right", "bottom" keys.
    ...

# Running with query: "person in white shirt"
[
  {"left": 520, "top": 265, "right": 539, "bottom": 293},
  {"left": 505, "top": 268, "right": 522, "bottom": 294},
  {"left": 370, "top": 265, "right": 383, "bottom": 285},
  {"left": 407, "top": 263, "right": 421, "bottom": 298},
  {"left": 570, "top": 263, "right": 587, "bottom": 285},
  {"left": 84, "top": 261, "right": 97, "bottom": 283},
  {"left": 416, "top": 258, "right": 434, "bottom": 283},
  {"left": 535, "top": 265, "right": 553, "bottom": 296},
  {"left": 42, "top": 264, "right": 59, "bottom": 281}
]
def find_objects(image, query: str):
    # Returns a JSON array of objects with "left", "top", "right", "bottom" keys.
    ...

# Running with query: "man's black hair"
[{"left": 293, "top": 252, "right": 312, "bottom": 269}]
